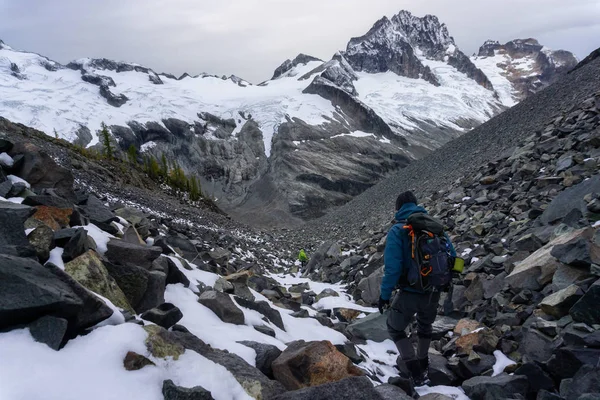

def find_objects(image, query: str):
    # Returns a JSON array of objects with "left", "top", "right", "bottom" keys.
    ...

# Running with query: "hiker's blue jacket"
[{"left": 380, "top": 203, "right": 456, "bottom": 300}]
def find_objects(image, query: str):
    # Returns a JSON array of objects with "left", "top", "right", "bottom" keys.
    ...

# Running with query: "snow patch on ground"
[{"left": 492, "top": 350, "right": 516, "bottom": 376}]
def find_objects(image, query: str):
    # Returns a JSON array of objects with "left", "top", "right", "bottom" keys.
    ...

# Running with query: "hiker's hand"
[{"left": 378, "top": 297, "right": 390, "bottom": 314}]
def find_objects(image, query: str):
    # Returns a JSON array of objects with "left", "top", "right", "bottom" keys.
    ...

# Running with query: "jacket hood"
[{"left": 394, "top": 203, "right": 427, "bottom": 221}]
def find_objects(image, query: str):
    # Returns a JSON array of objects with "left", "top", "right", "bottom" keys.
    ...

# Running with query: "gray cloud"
[{"left": 1, "top": 0, "right": 598, "bottom": 83}]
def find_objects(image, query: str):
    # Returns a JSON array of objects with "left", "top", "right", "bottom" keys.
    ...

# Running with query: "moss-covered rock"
[
  {"left": 143, "top": 325, "right": 185, "bottom": 360},
  {"left": 64, "top": 250, "right": 133, "bottom": 313}
]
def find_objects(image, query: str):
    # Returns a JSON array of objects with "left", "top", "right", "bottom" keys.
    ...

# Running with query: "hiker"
[
  {"left": 298, "top": 249, "right": 308, "bottom": 270},
  {"left": 378, "top": 191, "right": 456, "bottom": 391}
]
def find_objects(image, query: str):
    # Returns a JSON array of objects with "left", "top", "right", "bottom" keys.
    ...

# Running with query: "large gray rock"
[
  {"left": 80, "top": 195, "right": 118, "bottom": 232},
  {"left": 0, "top": 254, "right": 84, "bottom": 329},
  {"left": 551, "top": 235, "right": 600, "bottom": 267},
  {"left": 141, "top": 303, "right": 183, "bottom": 329},
  {"left": 105, "top": 239, "right": 162, "bottom": 269},
  {"left": 62, "top": 227, "right": 89, "bottom": 262},
  {"left": 238, "top": 340, "right": 282, "bottom": 379},
  {"left": 347, "top": 312, "right": 390, "bottom": 342},
  {"left": 570, "top": 285, "right": 600, "bottom": 325},
  {"left": 506, "top": 229, "right": 588, "bottom": 290},
  {"left": 462, "top": 374, "right": 529, "bottom": 400},
  {"left": 540, "top": 284, "right": 583, "bottom": 318},
  {"left": 137, "top": 271, "right": 167, "bottom": 313},
  {"left": 27, "top": 224, "right": 54, "bottom": 263},
  {"left": 540, "top": 175, "right": 600, "bottom": 225},
  {"left": 162, "top": 379, "right": 214, "bottom": 400},
  {"left": 8, "top": 142, "right": 75, "bottom": 200},
  {"left": 103, "top": 261, "right": 149, "bottom": 310},
  {"left": 560, "top": 365, "right": 600, "bottom": 400},
  {"left": 357, "top": 267, "right": 384, "bottom": 305},
  {"left": 234, "top": 296, "right": 285, "bottom": 330},
  {"left": 0, "top": 201, "right": 35, "bottom": 257},
  {"left": 199, "top": 291, "right": 244, "bottom": 325},
  {"left": 28, "top": 315, "right": 68, "bottom": 350},
  {"left": 45, "top": 263, "right": 114, "bottom": 332}
]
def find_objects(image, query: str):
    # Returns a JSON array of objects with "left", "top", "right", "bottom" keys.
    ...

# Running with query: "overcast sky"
[{"left": 1, "top": 0, "right": 598, "bottom": 83}]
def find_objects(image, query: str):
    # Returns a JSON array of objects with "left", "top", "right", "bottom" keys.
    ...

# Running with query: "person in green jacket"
[{"left": 298, "top": 249, "right": 308, "bottom": 270}]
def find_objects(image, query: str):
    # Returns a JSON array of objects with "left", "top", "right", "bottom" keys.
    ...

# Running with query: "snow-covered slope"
[{"left": 0, "top": 12, "right": 578, "bottom": 222}]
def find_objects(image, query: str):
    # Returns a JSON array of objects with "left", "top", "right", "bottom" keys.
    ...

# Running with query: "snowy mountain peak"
[
  {"left": 472, "top": 39, "right": 578, "bottom": 104},
  {"left": 344, "top": 10, "right": 492, "bottom": 90},
  {"left": 271, "top": 54, "right": 323, "bottom": 80},
  {"left": 390, "top": 10, "right": 455, "bottom": 56}
]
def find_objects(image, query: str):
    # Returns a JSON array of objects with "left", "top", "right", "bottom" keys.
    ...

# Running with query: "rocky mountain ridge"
[{"left": 0, "top": 11, "right": 577, "bottom": 224}]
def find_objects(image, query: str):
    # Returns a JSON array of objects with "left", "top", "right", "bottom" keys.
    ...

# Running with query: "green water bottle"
[{"left": 452, "top": 257, "right": 465, "bottom": 273}]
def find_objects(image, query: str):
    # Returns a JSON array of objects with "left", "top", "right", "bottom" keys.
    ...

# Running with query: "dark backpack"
[{"left": 398, "top": 213, "right": 453, "bottom": 292}]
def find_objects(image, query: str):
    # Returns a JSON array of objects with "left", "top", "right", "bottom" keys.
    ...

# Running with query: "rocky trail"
[{"left": 1, "top": 49, "right": 600, "bottom": 400}]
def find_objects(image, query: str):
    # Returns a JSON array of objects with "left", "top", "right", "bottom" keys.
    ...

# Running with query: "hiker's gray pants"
[{"left": 386, "top": 290, "right": 440, "bottom": 342}]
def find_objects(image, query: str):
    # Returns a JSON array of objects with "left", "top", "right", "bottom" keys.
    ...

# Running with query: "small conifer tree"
[{"left": 100, "top": 122, "right": 113, "bottom": 160}]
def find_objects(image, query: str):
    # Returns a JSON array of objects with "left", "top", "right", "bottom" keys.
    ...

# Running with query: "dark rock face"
[
  {"left": 233, "top": 296, "right": 284, "bottom": 330},
  {"left": 141, "top": 303, "right": 183, "bottom": 329},
  {"left": 238, "top": 341, "right": 282, "bottom": 379},
  {"left": 0, "top": 202, "right": 36, "bottom": 257},
  {"left": 162, "top": 379, "right": 214, "bottom": 400},
  {"left": 198, "top": 290, "right": 245, "bottom": 325},
  {"left": 462, "top": 374, "right": 529, "bottom": 400},
  {"left": 99, "top": 84, "right": 128, "bottom": 107},
  {"left": 0, "top": 255, "right": 84, "bottom": 329},
  {"left": 105, "top": 239, "right": 162, "bottom": 270},
  {"left": 28, "top": 315, "right": 68, "bottom": 350}
]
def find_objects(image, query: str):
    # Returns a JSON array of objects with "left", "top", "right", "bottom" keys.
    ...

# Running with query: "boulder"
[
  {"left": 553, "top": 264, "right": 591, "bottom": 290},
  {"left": 121, "top": 225, "right": 145, "bottom": 245},
  {"left": 506, "top": 229, "right": 588, "bottom": 290},
  {"left": 333, "top": 308, "right": 362, "bottom": 323},
  {"left": 560, "top": 365, "right": 600, "bottom": 400},
  {"left": 347, "top": 312, "right": 389, "bottom": 342},
  {"left": 123, "top": 351, "right": 155, "bottom": 371},
  {"left": 458, "top": 353, "right": 496, "bottom": 379},
  {"left": 238, "top": 341, "right": 282, "bottom": 379},
  {"left": 455, "top": 328, "right": 499, "bottom": 355},
  {"left": 45, "top": 263, "right": 114, "bottom": 332},
  {"left": 316, "top": 288, "right": 339, "bottom": 302},
  {"left": 334, "top": 342, "right": 364, "bottom": 364},
  {"left": 224, "top": 271, "right": 254, "bottom": 301},
  {"left": 272, "top": 340, "right": 364, "bottom": 390},
  {"left": 103, "top": 261, "right": 149, "bottom": 310},
  {"left": 429, "top": 353, "right": 458, "bottom": 386},
  {"left": 514, "top": 362, "right": 555, "bottom": 393},
  {"left": 454, "top": 319, "right": 483, "bottom": 336},
  {"left": 141, "top": 303, "right": 183, "bottom": 329},
  {"left": 61, "top": 227, "right": 89, "bottom": 262},
  {"left": 30, "top": 205, "right": 72, "bottom": 231},
  {"left": 431, "top": 316, "right": 459, "bottom": 339},
  {"left": 164, "top": 257, "right": 191, "bottom": 287},
  {"left": 28, "top": 315, "right": 68, "bottom": 350},
  {"left": 464, "top": 275, "right": 485, "bottom": 302},
  {"left": 357, "top": 267, "right": 383, "bottom": 305},
  {"left": 137, "top": 271, "right": 167, "bottom": 313},
  {"left": 0, "top": 255, "right": 84, "bottom": 329},
  {"left": 22, "top": 194, "right": 73, "bottom": 209},
  {"left": 546, "top": 347, "right": 600, "bottom": 380},
  {"left": 105, "top": 239, "right": 162, "bottom": 270},
  {"left": 551, "top": 235, "right": 600, "bottom": 267},
  {"left": 540, "top": 175, "right": 600, "bottom": 225},
  {"left": 64, "top": 250, "right": 133, "bottom": 313},
  {"left": 27, "top": 224, "right": 54, "bottom": 263},
  {"left": 540, "top": 284, "right": 583, "bottom": 318},
  {"left": 8, "top": 142, "right": 75, "bottom": 200},
  {"left": 198, "top": 291, "right": 244, "bottom": 325},
  {"left": 81, "top": 195, "right": 118, "bottom": 233},
  {"left": 271, "top": 376, "right": 411, "bottom": 400},
  {"left": 0, "top": 201, "right": 35, "bottom": 257},
  {"left": 233, "top": 296, "right": 284, "bottom": 330},
  {"left": 162, "top": 379, "right": 214, "bottom": 400},
  {"left": 166, "top": 236, "right": 199, "bottom": 263},
  {"left": 570, "top": 284, "right": 600, "bottom": 325},
  {"left": 519, "top": 328, "right": 555, "bottom": 363},
  {"left": 462, "top": 374, "right": 529, "bottom": 400}
]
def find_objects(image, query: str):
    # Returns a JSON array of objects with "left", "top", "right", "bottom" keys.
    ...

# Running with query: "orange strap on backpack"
[{"left": 403, "top": 225, "right": 416, "bottom": 259}]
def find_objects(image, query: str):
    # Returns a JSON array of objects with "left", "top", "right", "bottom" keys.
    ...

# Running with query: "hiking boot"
[
  {"left": 415, "top": 357, "right": 430, "bottom": 386},
  {"left": 405, "top": 358, "right": 424, "bottom": 386}
]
